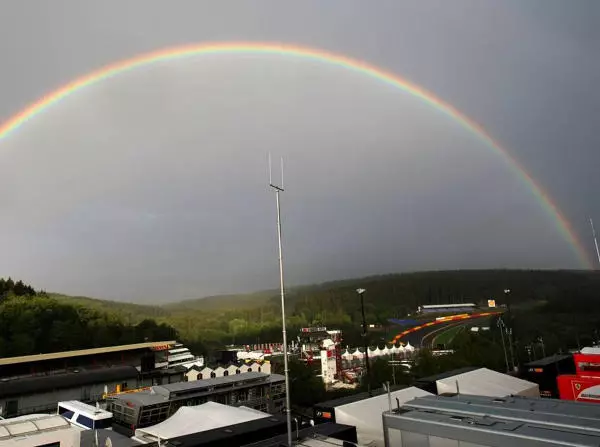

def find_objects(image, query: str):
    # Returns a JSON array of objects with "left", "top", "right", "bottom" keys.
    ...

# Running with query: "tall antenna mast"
[
  {"left": 590, "top": 218, "right": 600, "bottom": 268},
  {"left": 269, "top": 153, "right": 292, "bottom": 447}
]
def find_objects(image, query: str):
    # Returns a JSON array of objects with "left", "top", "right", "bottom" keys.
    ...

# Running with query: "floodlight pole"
[{"left": 269, "top": 155, "right": 292, "bottom": 447}]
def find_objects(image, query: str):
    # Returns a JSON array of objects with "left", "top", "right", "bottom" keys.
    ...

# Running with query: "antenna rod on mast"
[
  {"left": 590, "top": 218, "right": 600, "bottom": 268},
  {"left": 268, "top": 154, "right": 292, "bottom": 447}
]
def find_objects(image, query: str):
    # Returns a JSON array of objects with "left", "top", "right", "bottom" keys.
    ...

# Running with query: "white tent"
[
  {"left": 435, "top": 367, "right": 540, "bottom": 398},
  {"left": 133, "top": 402, "right": 269, "bottom": 443},
  {"left": 225, "top": 364, "right": 239, "bottom": 376},
  {"left": 342, "top": 349, "right": 353, "bottom": 360},
  {"left": 199, "top": 367, "right": 214, "bottom": 379},
  {"left": 404, "top": 342, "right": 414, "bottom": 352},
  {"left": 352, "top": 348, "right": 363, "bottom": 359},
  {"left": 373, "top": 347, "right": 383, "bottom": 356},
  {"left": 334, "top": 387, "right": 432, "bottom": 446}
]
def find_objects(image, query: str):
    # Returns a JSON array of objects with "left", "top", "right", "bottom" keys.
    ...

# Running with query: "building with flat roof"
[
  {"left": 0, "top": 365, "right": 139, "bottom": 417},
  {"left": 383, "top": 393, "right": 600, "bottom": 446},
  {"left": 0, "top": 340, "right": 176, "bottom": 378},
  {"left": 107, "top": 372, "right": 286, "bottom": 435},
  {"left": 0, "top": 341, "right": 194, "bottom": 417}
]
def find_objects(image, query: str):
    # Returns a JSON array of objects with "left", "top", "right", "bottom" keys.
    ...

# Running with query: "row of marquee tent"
[{"left": 341, "top": 343, "right": 415, "bottom": 360}]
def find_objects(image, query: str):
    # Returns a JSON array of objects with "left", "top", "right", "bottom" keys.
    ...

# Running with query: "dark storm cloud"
[{"left": 0, "top": 0, "right": 598, "bottom": 301}]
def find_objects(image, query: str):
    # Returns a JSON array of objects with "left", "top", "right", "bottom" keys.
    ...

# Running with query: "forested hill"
[
  {"left": 2, "top": 270, "right": 600, "bottom": 358},
  {"left": 161, "top": 270, "right": 600, "bottom": 351},
  {"left": 283, "top": 269, "right": 600, "bottom": 321},
  {"left": 0, "top": 278, "right": 176, "bottom": 357},
  {"left": 169, "top": 269, "right": 600, "bottom": 322}
]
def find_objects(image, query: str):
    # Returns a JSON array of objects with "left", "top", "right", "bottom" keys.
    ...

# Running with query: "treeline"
[
  {"left": 0, "top": 278, "right": 178, "bottom": 357},
  {"left": 0, "top": 277, "right": 37, "bottom": 299}
]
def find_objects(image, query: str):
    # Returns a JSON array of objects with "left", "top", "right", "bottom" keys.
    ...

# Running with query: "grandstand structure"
[{"left": 417, "top": 303, "right": 476, "bottom": 314}]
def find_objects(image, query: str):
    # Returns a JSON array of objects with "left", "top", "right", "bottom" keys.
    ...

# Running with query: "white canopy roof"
[
  {"left": 334, "top": 387, "right": 432, "bottom": 446},
  {"left": 581, "top": 347, "right": 600, "bottom": 355},
  {"left": 133, "top": 401, "right": 269, "bottom": 442},
  {"left": 435, "top": 367, "right": 540, "bottom": 398}
]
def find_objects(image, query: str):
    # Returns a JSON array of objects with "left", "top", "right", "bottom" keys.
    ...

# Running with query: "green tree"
[{"left": 287, "top": 359, "right": 325, "bottom": 408}]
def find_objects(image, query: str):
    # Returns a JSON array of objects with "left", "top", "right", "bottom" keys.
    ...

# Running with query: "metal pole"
[
  {"left": 498, "top": 318, "right": 510, "bottom": 373},
  {"left": 507, "top": 328, "right": 516, "bottom": 372},
  {"left": 391, "top": 351, "right": 396, "bottom": 386},
  {"left": 270, "top": 155, "right": 292, "bottom": 447},
  {"left": 590, "top": 218, "right": 600, "bottom": 267},
  {"left": 357, "top": 288, "right": 372, "bottom": 396}
]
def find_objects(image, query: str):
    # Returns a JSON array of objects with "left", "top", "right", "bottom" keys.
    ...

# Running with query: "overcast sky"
[{"left": 0, "top": 1, "right": 598, "bottom": 302}]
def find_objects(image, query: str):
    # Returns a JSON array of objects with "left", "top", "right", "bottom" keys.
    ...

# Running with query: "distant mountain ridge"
[{"left": 51, "top": 268, "right": 600, "bottom": 314}]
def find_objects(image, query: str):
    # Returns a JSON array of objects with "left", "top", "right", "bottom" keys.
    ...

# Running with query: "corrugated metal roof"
[
  {"left": 112, "top": 373, "right": 284, "bottom": 406},
  {"left": 403, "top": 394, "right": 600, "bottom": 433},
  {"left": 155, "top": 372, "right": 270, "bottom": 395},
  {"left": 0, "top": 340, "right": 176, "bottom": 365},
  {"left": 387, "top": 405, "right": 600, "bottom": 446}
]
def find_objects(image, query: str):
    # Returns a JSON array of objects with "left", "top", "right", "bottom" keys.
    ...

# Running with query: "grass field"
[{"left": 432, "top": 324, "right": 466, "bottom": 347}]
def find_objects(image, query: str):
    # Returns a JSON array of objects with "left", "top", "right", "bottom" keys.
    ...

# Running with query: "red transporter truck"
[{"left": 558, "top": 348, "right": 600, "bottom": 402}]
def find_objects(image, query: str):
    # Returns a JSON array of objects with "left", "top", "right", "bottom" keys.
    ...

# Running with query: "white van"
[{"left": 57, "top": 400, "right": 113, "bottom": 430}]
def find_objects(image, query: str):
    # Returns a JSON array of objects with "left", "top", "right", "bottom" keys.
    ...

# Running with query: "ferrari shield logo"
[{"left": 575, "top": 383, "right": 582, "bottom": 391}]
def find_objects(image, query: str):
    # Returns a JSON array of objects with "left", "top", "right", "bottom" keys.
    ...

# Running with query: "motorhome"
[{"left": 57, "top": 400, "right": 113, "bottom": 430}]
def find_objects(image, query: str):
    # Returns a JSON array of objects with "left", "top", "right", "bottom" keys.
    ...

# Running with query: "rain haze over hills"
[{"left": 0, "top": 1, "right": 598, "bottom": 302}]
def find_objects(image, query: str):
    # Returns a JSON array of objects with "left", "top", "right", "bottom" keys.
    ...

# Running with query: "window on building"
[
  {"left": 198, "top": 373, "right": 203, "bottom": 379},
  {"left": 224, "top": 370, "right": 229, "bottom": 376},
  {"left": 210, "top": 372, "right": 216, "bottom": 378},
  {"left": 57, "top": 406, "right": 74, "bottom": 420},
  {"left": 236, "top": 369, "right": 241, "bottom": 374},
  {"left": 248, "top": 367, "right": 252, "bottom": 372},
  {"left": 76, "top": 414, "right": 94, "bottom": 429},
  {"left": 258, "top": 367, "right": 262, "bottom": 372}
]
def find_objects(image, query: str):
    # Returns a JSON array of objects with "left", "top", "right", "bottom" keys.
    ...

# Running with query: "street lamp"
[{"left": 357, "top": 288, "right": 372, "bottom": 396}]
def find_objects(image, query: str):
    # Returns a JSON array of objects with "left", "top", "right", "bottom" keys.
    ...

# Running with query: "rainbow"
[{"left": 0, "top": 42, "right": 591, "bottom": 267}]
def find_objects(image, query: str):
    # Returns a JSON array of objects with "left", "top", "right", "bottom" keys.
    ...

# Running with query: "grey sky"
[{"left": 0, "top": 1, "right": 598, "bottom": 302}]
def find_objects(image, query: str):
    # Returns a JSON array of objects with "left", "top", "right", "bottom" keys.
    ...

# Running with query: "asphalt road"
[{"left": 395, "top": 315, "right": 493, "bottom": 348}]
